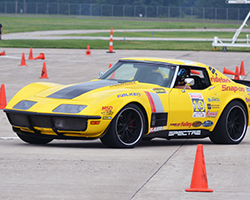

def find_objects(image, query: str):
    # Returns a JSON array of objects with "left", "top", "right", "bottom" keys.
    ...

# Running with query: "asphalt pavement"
[{"left": 0, "top": 48, "right": 250, "bottom": 199}]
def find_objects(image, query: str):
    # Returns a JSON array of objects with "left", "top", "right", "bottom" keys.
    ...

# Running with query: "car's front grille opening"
[
  {"left": 7, "top": 113, "right": 87, "bottom": 132},
  {"left": 32, "top": 115, "right": 52, "bottom": 128},
  {"left": 53, "top": 117, "right": 87, "bottom": 131},
  {"left": 8, "top": 113, "right": 30, "bottom": 127}
]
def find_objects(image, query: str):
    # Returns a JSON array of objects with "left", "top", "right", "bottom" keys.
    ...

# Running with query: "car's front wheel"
[
  {"left": 101, "top": 104, "right": 145, "bottom": 148},
  {"left": 209, "top": 101, "right": 247, "bottom": 144},
  {"left": 17, "top": 133, "right": 53, "bottom": 144}
]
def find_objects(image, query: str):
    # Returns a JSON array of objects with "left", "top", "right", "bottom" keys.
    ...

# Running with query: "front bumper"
[{"left": 4, "top": 109, "right": 101, "bottom": 137}]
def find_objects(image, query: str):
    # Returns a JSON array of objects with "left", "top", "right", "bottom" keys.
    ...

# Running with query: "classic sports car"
[{"left": 4, "top": 57, "right": 250, "bottom": 148}]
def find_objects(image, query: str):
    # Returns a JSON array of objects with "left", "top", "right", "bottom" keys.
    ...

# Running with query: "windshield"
[{"left": 100, "top": 61, "right": 177, "bottom": 88}]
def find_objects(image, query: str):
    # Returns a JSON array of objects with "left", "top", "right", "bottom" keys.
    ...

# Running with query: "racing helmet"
[{"left": 176, "top": 68, "right": 190, "bottom": 85}]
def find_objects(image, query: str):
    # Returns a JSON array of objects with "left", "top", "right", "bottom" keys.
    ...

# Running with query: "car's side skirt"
[{"left": 144, "top": 129, "right": 210, "bottom": 140}]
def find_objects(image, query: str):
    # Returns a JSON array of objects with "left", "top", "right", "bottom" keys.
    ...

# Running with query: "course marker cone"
[
  {"left": 0, "top": 84, "right": 7, "bottom": 109},
  {"left": 223, "top": 67, "right": 241, "bottom": 80},
  {"left": 234, "top": 66, "right": 240, "bottom": 80},
  {"left": 223, "top": 67, "right": 235, "bottom": 75},
  {"left": 39, "top": 62, "right": 49, "bottom": 79},
  {"left": 185, "top": 144, "right": 213, "bottom": 192},
  {"left": 0, "top": 50, "right": 5, "bottom": 56},
  {"left": 86, "top": 45, "right": 91, "bottom": 56},
  {"left": 107, "top": 28, "right": 115, "bottom": 53},
  {"left": 19, "top": 52, "right": 28, "bottom": 66},
  {"left": 240, "top": 61, "right": 246, "bottom": 76},
  {"left": 34, "top": 53, "right": 45, "bottom": 60},
  {"left": 28, "top": 47, "right": 34, "bottom": 60}
]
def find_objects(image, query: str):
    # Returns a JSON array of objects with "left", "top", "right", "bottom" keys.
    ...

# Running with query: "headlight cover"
[
  {"left": 53, "top": 104, "right": 87, "bottom": 113},
  {"left": 13, "top": 100, "right": 37, "bottom": 110}
]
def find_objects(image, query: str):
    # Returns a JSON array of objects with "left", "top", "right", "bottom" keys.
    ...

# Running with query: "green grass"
[
  {"left": 0, "top": 15, "right": 249, "bottom": 51},
  {"left": 1, "top": 15, "right": 241, "bottom": 34},
  {"left": 1, "top": 39, "right": 249, "bottom": 52},
  {"left": 65, "top": 31, "right": 244, "bottom": 39}
]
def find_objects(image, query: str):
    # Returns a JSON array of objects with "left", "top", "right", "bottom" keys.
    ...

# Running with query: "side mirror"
[
  {"left": 182, "top": 78, "right": 194, "bottom": 92},
  {"left": 185, "top": 78, "right": 194, "bottom": 86}
]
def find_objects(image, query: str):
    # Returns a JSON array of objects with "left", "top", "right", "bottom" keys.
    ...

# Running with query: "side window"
[{"left": 189, "top": 68, "right": 211, "bottom": 90}]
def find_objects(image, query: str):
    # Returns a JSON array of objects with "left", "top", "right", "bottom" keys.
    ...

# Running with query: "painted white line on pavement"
[{"left": 0, "top": 137, "right": 18, "bottom": 140}]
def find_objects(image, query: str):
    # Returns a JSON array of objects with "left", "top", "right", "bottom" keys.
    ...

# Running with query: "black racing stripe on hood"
[{"left": 47, "top": 80, "right": 119, "bottom": 99}]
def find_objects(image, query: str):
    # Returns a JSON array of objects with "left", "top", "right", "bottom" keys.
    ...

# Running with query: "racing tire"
[
  {"left": 209, "top": 101, "right": 247, "bottom": 144},
  {"left": 17, "top": 133, "right": 53, "bottom": 144},
  {"left": 101, "top": 104, "right": 146, "bottom": 148}
]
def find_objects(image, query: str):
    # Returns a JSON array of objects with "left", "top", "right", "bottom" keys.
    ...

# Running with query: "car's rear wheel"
[
  {"left": 209, "top": 101, "right": 247, "bottom": 144},
  {"left": 101, "top": 104, "right": 145, "bottom": 148},
  {"left": 17, "top": 133, "right": 53, "bottom": 144}
]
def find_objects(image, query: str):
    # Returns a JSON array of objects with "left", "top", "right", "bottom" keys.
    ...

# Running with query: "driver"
[{"left": 174, "top": 68, "right": 192, "bottom": 89}]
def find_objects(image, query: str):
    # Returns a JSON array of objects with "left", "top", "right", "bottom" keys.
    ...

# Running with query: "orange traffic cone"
[
  {"left": 19, "top": 52, "right": 28, "bottom": 66},
  {"left": 86, "top": 45, "right": 91, "bottom": 56},
  {"left": 0, "top": 84, "right": 7, "bottom": 109},
  {"left": 34, "top": 53, "right": 45, "bottom": 60},
  {"left": 39, "top": 62, "right": 49, "bottom": 79},
  {"left": 107, "top": 28, "right": 115, "bottom": 53},
  {"left": 185, "top": 144, "right": 213, "bottom": 192},
  {"left": 28, "top": 47, "right": 34, "bottom": 60},
  {"left": 190, "top": 69, "right": 200, "bottom": 75},
  {"left": 108, "top": 63, "right": 112, "bottom": 68},
  {"left": 223, "top": 67, "right": 235, "bottom": 75},
  {"left": 240, "top": 61, "right": 246, "bottom": 76},
  {"left": 234, "top": 66, "right": 240, "bottom": 80},
  {"left": 0, "top": 50, "right": 5, "bottom": 56}
]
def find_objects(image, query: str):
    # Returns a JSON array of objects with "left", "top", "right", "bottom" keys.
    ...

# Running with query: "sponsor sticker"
[
  {"left": 189, "top": 93, "right": 206, "bottom": 118},
  {"left": 103, "top": 116, "right": 112, "bottom": 120},
  {"left": 101, "top": 106, "right": 113, "bottom": 115},
  {"left": 222, "top": 85, "right": 245, "bottom": 93},
  {"left": 192, "top": 121, "right": 202, "bottom": 127},
  {"left": 206, "top": 110, "right": 218, "bottom": 117},
  {"left": 207, "top": 96, "right": 220, "bottom": 102},
  {"left": 210, "top": 75, "right": 231, "bottom": 83},
  {"left": 209, "top": 66, "right": 217, "bottom": 75},
  {"left": 153, "top": 88, "right": 168, "bottom": 94},
  {"left": 117, "top": 93, "right": 141, "bottom": 98},
  {"left": 150, "top": 127, "right": 163, "bottom": 133},
  {"left": 202, "top": 120, "right": 214, "bottom": 127},
  {"left": 246, "top": 97, "right": 250, "bottom": 103},
  {"left": 170, "top": 122, "right": 193, "bottom": 128},
  {"left": 168, "top": 130, "right": 201, "bottom": 137},
  {"left": 207, "top": 103, "right": 219, "bottom": 109},
  {"left": 110, "top": 81, "right": 137, "bottom": 88}
]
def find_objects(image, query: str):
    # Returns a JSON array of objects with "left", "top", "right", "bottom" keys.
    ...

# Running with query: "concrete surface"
[{"left": 0, "top": 48, "right": 250, "bottom": 199}]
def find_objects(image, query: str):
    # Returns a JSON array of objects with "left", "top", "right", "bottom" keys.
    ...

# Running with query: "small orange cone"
[
  {"left": 240, "top": 61, "right": 246, "bottom": 76},
  {"left": 0, "top": 84, "right": 7, "bottom": 109},
  {"left": 39, "top": 62, "right": 49, "bottom": 79},
  {"left": 28, "top": 47, "right": 33, "bottom": 60},
  {"left": 223, "top": 67, "right": 235, "bottom": 75},
  {"left": 190, "top": 69, "right": 200, "bottom": 75},
  {"left": 34, "top": 53, "right": 45, "bottom": 60},
  {"left": 19, "top": 52, "right": 28, "bottom": 66},
  {"left": 234, "top": 66, "right": 240, "bottom": 80},
  {"left": 86, "top": 45, "right": 91, "bottom": 56},
  {"left": 108, "top": 63, "right": 112, "bottom": 68},
  {"left": 185, "top": 144, "right": 213, "bottom": 192},
  {"left": 107, "top": 28, "right": 115, "bottom": 53},
  {"left": 0, "top": 50, "right": 6, "bottom": 56}
]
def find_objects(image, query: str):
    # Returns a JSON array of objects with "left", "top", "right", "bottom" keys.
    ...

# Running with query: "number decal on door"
[{"left": 189, "top": 93, "right": 206, "bottom": 118}]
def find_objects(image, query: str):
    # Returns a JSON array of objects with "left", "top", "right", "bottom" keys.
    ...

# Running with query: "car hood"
[{"left": 34, "top": 80, "right": 160, "bottom": 100}]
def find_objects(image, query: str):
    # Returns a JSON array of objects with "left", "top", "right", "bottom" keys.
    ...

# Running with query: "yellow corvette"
[{"left": 4, "top": 57, "right": 250, "bottom": 148}]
